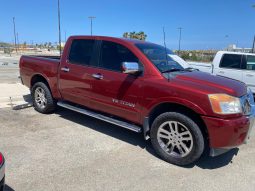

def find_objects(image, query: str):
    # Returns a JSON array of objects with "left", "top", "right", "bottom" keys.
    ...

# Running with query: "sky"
[{"left": 0, "top": 0, "right": 255, "bottom": 50}]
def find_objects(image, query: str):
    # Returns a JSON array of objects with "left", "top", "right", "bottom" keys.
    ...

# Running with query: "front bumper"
[{"left": 202, "top": 104, "right": 255, "bottom": 156}]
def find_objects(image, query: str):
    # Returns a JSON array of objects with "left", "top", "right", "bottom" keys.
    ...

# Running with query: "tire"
[
  {"left": 150, "top": 112, "right": 204, "bottom": 166},
  {"left": 31, "top": 82, "right": 56, "bottom": 114}
]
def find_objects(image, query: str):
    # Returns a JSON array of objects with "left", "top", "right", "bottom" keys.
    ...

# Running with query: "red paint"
[
  {"left": 19, "top": 36, "right": 249, "bottom": 150},
  {"left": 0, "top": 153, "right": 3, "bottom": 166}
]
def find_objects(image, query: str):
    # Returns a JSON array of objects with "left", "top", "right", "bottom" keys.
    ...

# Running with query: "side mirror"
[{"left": 122, "top": 62, "right": 141, "bottom": 75}]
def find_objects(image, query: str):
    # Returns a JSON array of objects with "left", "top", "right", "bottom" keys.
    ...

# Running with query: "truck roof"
[
  {"left": 217, "top": 51, "right": 255, "bottom": 56},
  {"left": 69, "top": 35, "right": 153, "bottom": 45}
]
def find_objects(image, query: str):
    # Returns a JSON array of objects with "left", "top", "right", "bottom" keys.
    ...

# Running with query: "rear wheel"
[
  {"left": 150, "top": 112, "right": 204, "bottom": 166},
  {"left": 31, "top": 82, "right": 56, "bottom": 114}
]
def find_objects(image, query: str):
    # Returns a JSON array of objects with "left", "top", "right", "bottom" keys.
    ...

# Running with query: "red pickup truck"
[{"left": 19, "top": 36, "right": 255, "bottom": 166}]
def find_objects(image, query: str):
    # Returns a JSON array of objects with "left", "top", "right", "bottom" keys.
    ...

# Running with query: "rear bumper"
[{"left": 202, "top": 108, "right": 255, "bottom": 156}]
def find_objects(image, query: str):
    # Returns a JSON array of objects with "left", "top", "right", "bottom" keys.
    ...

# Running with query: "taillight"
[{"left": 0, "top": 153, "right": 3, "bottom": 167}]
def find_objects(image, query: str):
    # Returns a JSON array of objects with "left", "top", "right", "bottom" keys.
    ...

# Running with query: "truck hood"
[{"left": 171, "top": 71, "right": 247, "bottom": 97}]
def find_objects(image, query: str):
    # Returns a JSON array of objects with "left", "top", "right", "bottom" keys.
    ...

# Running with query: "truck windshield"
[{"left": 135, "top": 43, "right": 184, "bottom": 73}]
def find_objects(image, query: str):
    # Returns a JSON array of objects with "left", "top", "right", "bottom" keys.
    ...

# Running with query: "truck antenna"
[{"left": 163, "top": 27, "right": 170, "bottom": 81}]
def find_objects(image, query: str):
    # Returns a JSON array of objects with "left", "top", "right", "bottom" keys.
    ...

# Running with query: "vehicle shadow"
[
  {"left": 4, "top": 185, "right": 15, "bottom": 191},
  {"left": 189, "top": 148, "right": 239, "bottom": 169},
  {"left": 55, "top": 108, "right": 239, "bottom": 170}
]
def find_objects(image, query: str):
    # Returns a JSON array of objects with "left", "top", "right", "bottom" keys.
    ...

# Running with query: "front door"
[
  {"left": 214, "top": 53, "right": 243, "bottom": 81},
  {"left": 89, "top": 40, "right": 144, "bottom": 123}
]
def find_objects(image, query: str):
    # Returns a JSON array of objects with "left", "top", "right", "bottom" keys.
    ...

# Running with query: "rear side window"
[
  {"left": 100, "top": 41, "right": 139, "bottom": 72},
  {"left": 246, "top": 55, "right": 255, "bottom": 70},
  {"left": 69, "top": 39, "right": 96, "bottom": 66},
  {"left": 220, "top": 54, "right": 242, "bottom": 69}
]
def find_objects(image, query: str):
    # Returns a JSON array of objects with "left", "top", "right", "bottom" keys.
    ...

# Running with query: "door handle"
[
  {"left": 61, "top": 67, "right": 70, "bottom": 72},
  {"left": 92, "top": 73, "right": 103, "bottom": 80},
  {"left": 246, "top": 74, "right": 254, "bottom": 77},
  {"left": 219, "top": 71, "right": 224, "bottom": 74}
]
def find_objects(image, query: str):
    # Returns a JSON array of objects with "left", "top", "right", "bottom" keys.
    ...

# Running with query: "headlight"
[{"left": 208, "top": 94, "right": 242, "bottom": 114}]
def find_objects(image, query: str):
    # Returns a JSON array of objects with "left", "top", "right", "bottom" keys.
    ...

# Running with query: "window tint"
[
  {"left": 69, "top": 39, "right": 95, "bottom": 66},
  {"left": 100, "top": 41, "right": 139, "bottom": 72},
  {"left": 246, "top": 55, "right": 255, "bottom": 70},
  {"left": 220, "top": 54, "right": 242, "bottom": 69}
]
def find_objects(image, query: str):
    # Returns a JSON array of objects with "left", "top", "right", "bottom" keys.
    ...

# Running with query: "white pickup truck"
[{"left": 188, "top": 51, "right": 255, "bottom": 94}]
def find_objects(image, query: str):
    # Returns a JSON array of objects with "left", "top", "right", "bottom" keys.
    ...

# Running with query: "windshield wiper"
[{"left": 161, "top": 68, "right": 184, "bottom": 73}]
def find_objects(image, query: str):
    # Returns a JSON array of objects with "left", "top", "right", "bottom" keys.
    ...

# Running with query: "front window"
[{"left": 135, "top": 43, "right": 184, "bottom": 73}]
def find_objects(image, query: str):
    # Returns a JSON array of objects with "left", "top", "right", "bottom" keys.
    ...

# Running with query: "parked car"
[
  {"left": 19, "top": 36, "right": 255, "bottom": 166},
  {"left": 0, "top": 153, "right": 5, "bottom": 191},
  {"left": 188, "top": 51, "right": 255, "bottom": 95}
]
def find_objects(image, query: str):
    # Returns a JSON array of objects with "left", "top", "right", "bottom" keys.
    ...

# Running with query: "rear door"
[
  {"left": 89, "top": 40, "right": 144, "bottom": 123},
  {"left": 58, "top": 39, "right": 100, "bottom": 107},
  {"left": 214, "top": 53, "right": 243, "bottom": 81},
  {"left": 242, "top": 55, "right": 255, "bottom": 93}
]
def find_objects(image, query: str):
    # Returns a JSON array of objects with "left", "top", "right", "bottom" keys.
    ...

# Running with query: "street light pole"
[
  {"left": 252, "top": 35, "right": 255, "bottom": 53},
  {"left": 252, "top": 5, "right": 255, "bottom": 53},
  {"left": 13, "top": 17, "right": 17, "bottom": 53},
  {"left": 57, "top": 0, "right": 62, "bottom": 56},
  {"left": 17, "top": 33, "right": 19, "bottom": 51},
  {"left": 177, "top": 27, "right": 182, "bottom": 54},
  {"left": 88, "top": 16, "right": 96, "bottom": 36}
]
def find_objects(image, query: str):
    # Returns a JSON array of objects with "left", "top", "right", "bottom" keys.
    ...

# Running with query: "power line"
[{"left": 88, "top": 16, "right": 96, "bottom": 36}]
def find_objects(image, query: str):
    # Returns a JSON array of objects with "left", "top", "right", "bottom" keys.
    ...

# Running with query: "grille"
[{"left": 240, "top": 90, "right": 255, "bottom": 116}]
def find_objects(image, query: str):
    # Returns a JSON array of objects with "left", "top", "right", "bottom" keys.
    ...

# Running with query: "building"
[{"left": 226, "top": 44, "right": 253, "bottom": 53}]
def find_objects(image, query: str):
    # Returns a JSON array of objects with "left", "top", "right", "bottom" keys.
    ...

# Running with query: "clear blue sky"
[{"left": 0, "top": 0, "right": 255, "bottom": 50}]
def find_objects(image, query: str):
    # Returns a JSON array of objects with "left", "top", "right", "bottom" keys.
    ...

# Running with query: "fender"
[{"left": 143, "top": 96, "right": 207, "bottom": 118}]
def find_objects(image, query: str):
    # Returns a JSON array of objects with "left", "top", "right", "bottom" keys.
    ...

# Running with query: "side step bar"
[{"left": 57, "top": 101, "right": 142, "bottom": 133}]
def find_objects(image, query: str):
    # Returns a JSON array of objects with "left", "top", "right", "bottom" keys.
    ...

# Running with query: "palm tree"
[
  {"left": 123, "top": 32, "right": 129, "bottom": 38},
  {"left": 122, "top": 31, "right": 147, "bottom": 41}
]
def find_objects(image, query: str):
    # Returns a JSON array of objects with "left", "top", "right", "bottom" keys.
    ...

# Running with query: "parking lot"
[
  {"left": 0, "top": 106, "right": 255, "bottom": 191},
  {"left": 0, "top": 55, "right": 255, "bottom": 191}
]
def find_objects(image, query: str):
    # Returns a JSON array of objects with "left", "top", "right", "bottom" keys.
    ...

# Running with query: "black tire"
[
  {"left": 150, "top": 112, "right": 204, "bottom": 166},
  {"left": 31, "top": 82, "right": 56, "bottom": 114}
]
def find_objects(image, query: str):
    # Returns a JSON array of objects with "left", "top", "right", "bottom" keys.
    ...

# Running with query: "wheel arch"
[
  {"left": 144, "top": 102, "right": 209, "bottom": 144},
  {"left": 31, "top": 74, "right": 51, "bottom": 91}
]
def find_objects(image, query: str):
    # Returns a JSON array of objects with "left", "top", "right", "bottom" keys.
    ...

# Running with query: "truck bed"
[
  {"left": 27, "top": 55, "right": 61, "bottom": 60},
  {"left": 19, "top": 55, "right": 60, "bottom": 97},
  {"left": 188, "top": 61, "right": 213, "bottom": 73}
]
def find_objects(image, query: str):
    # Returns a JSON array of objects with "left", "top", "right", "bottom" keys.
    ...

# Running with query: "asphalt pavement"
[{"left": 0, "top": 107, "right": 254, "bottom": 191}]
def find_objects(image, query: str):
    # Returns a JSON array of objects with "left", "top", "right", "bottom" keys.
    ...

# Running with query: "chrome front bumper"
[
  {"left": 244, "top": 103, "right": 255, "bottom": 143},
  {"left": 210, "top": 92, "right": 255, "bottom": 157}
]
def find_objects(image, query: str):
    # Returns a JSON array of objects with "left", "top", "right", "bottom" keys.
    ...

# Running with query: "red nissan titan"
[{"left": 19, "top": 36, "right": 255, "bottom": 166}]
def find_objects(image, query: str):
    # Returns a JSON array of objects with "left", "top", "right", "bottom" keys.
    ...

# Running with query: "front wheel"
[
  {"left": 150, "top": 112, "right": 204, "bottom": 166},
  {"left": 31, "top": 82, "right": 56, "bottom": 114}
]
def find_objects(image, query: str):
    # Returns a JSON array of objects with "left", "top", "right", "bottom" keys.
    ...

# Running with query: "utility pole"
[
  {"left": 252, "top": 35, "right": 255, "bottom": 53},
  {"left": 88, "top": 16, "right": 96, "bottom": 36},
  {"left": 252, "top": 5, "right": 255, "bottom": 52},
  {"left": 177, "top": 27, "right": 182, "bottom": 55},
  {"left": 16, "top": 33, "right": 19, "bottom": 51},
  {"left": 13, "top": 17, "right": 17, "bottom": 53},
  {"left": 57, "top": 0, "right": 62, "bottom": 56}
]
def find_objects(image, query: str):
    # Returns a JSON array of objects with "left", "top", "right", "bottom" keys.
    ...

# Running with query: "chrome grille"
[{"left": 240, "top": 90, "right": 255, "bottom": 116}]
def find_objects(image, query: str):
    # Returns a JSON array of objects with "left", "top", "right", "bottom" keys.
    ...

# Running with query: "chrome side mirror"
[{"left": 122, "top": 62, "right": 141, "bottom": 75}]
